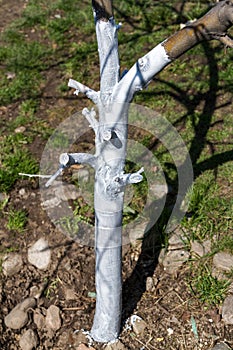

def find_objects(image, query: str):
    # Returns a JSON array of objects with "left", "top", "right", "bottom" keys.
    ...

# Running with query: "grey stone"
[
  {"left": 168, "top": 232, "right": 186, "bottom": 250},
  {"left": 19, "top": 329, "right": 38, "bottom": 350},
  {"left": 146, "top": 277, "right": 154, "bottom": 291},
  {"left": 33, "top": 309, "right": 45, "bottom": 330},
  {"left": 212, "top": 342, "right": 232, "bottom": 350},
  {"left": 45, "top": 305, "right": 61, "bottom": 332},
  {"left": 4, "top": 298, "right": 36, "bottom": 330},
  {"left": 222, "top": 295, "right": 233, "bottom": 325},
  {"left": 14, "top": 126, "right": 26, "bottom": 134},
  {"left": 54, "top": 184, "right": 79, "bottom": 201},
  {"left": 18, "top": 298, "right": 36, "bottom": 312},
  {"left": 159, "top": 249, "right": 189, "bottom": 274},
  {"left": 28, "top": 238, "right": 51, "bottom": 270},
  {"left": 213, "top": 252, "right": 233, "bottom": 272},
  {"left": 130, "top": 315, "right": 147, "bottom": 335},
  {"left": 191, "top": 240, "right": 211, "bottom": 257},
  {"left": 2, "top": 253, "right": 23, "bottom": 276},
  {"left": 76, "top": 168, "right": 90, "bottom": 183},
  {"left": 4, "top": 309, "right": 28, "bottom": 330},
  {"left": 64, "top": 288, "right": 77, "bottom": 301},
  {"left": 42, "top": 197, "right": 61, "bottom": 209}
]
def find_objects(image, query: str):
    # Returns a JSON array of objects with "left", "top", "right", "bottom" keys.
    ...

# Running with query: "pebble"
[
  {"left": 212, "top": 342, "right": 232, "bottom": 350},
  {"left": 191, "top": 240, "right": 211, "bottom": 257},
  {"left": 14, "top": 126, "right": 26, "bottom": 133},
  {"left": 42, "top": 197, "right": 61, "bottom": 209},
  {"left": 19, "top": 329, "right": 38, "bottom": 350},
  {"left": 146, "top": 277, "right": 154, "bottom": 291},
  {"left": 76, "top": 168, "right": 90, "bottom": 183},
  {"left": 213, "top": 252, "right": 233, "bottom": 272},
  {"left": 4, "top": 309, "right": 29, "bottom": 330},
  {"left": 130, "top": 315, "right": 147, "bottom": 335},
  {"left": 4, "top": 298, "right": 36, "bottom": 330},
  {"left": 159, "top": 248, "right": 189, "bottom": 274},
  {"left": 168, "top": 232, "right": 186, "bottom": 251},
  {"left": 33, "top": 309, "right": 45, "bottom": 329},
  {"left": 54, "top": 184, "right": 79, "bottom": 201},
  {"left": 28, "top": 238, "right": 51, "bottom": 270},
  {"left": 221, "top": 295, "right": 233, "bottom": 325},
  {"left": 45, "top": 305, "right": 61, "bottom": 332},
  {"left": 64, "top": 287, "right": 77, "bottom": 301},
  {"left": 2, "top": 253, "right": 23, "bottom": 277},
  {"left": 19, "top": 298, "right": 37, "bottom": 311}
]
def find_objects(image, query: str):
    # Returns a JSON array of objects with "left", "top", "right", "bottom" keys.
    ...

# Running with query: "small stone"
[
  {"left": 191, "top": 240, "right": 211, "bottom": 257},
  {"left": 29, "top": 285, "right": 44, "bottom": 299},
  {"left": 130, "top": 315, "right": 147, "bottom": 335},
  {"left": 54, "top": 184, "right": 79, "bottom": 201},
  {"left": 76, "top": 168, "right": 90, "bottom": 183},
  {"left": 73, "top": 330, "right": 89, "bottom": 345},
  {"left": 4, "top": 309, "right": 28, "bottom": 330},
  {"left": 19, "top": 329, "right": 38, "bottom": 350},
  {"left": 168, "top": 232, "right": 186, "bottom": 250},
  {"left": 2, "top": 253, "right": 23, "bottom": 277},
  {"left": 19, "top": 188, "right": 29, "bottom": 199},
  {"left": 14, "top": 126, "right": 26, "bottom": 133},
  {"left": 45, "top": 305, "right": 61, "bottom": 332},
  {"left": 42, "top": 197, "right": 61, "bottom": 209},
  {"left": 146, "top": 277, "right": 154, "bottom": 291},
  {"left": 28, "top": 238, "right": 51, "bottom": 270},
  {"left": 33, "top": 309, "right": 45, "bottom": 329},
  {"left": 19, "top": 298, "right": 36, "bottom": 312},
  {"left": 64, "top": 288, "right": 77, "bottom": 301},
  {"left": 105, "top": 340, "right": 128, "bottom": 350},
  {"left": 222, "top": 295, "right": 233, "bottom": 325},
  {"left": 191, "top": 241, "right": 205, "bottom": 257},
  {"left": 159, "top": 249, "right": 189, "bottom": 274},
  {"left": 213, "top": 252, "right": 233, "bottom": 272},
  {"left": 212, "top": 342, "right": 231, "bottom": 350},
  {"left": 4, "top": 298, "right": 36, "bottom": 330}
]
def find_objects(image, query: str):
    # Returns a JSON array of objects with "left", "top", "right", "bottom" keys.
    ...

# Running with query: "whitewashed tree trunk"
[{"left": 47, "top": 0, "right": 233, "bottom": 343}]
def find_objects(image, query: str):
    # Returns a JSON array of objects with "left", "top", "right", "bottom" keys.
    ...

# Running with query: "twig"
[
  {"left": 62, "top": 307, "right": 85, "bottom": 311},
  {"left": 19, "top": 172, "right": 51, "bottom": 178}
]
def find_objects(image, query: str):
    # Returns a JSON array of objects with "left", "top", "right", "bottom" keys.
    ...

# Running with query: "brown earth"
[{"left": 0, "top": 1, "right": 233, "bottom": 349}]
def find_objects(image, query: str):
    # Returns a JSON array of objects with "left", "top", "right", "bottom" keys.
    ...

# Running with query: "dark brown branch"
[
  {"left": 163, "top": 0, "right": 233, "bottom": 59},
  {"left": 92, "top": 0, "right": 113, "bottom": 21}
]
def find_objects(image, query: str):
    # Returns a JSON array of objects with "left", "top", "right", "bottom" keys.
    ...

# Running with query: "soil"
[{"left": 0, "top": 1, "right": 233, "bottom": 349}]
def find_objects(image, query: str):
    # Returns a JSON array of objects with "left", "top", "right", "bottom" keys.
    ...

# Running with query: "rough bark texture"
[{"left": 163, "top": 0, "right": 233, "bottom": 59}]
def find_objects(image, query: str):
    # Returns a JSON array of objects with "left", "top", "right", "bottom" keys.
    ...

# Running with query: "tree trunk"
[{"left": 47, "top": 0, "right": 233, "bottom": 343}]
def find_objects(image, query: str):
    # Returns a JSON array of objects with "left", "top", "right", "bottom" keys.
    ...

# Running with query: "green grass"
[
  {"left": 6, "top": 208, "right": 28, "bottom": 232},
  {"left": 189, "top": 263, "right": 230, "bottom": 305},
  {"left": 0, "top": 134, "right": 39, "bottom": 192}
]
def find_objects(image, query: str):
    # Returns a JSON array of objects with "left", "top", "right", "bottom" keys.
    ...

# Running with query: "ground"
[{"left": 0, "top": 0, "right": 233, "bottom": 349}]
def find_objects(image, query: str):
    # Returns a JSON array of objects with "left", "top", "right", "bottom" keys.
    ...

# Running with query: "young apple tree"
[{"left": 46, "top": 0, "right": 233, "bottom": 343}]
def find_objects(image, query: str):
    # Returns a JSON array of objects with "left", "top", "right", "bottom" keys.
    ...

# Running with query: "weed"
[
  {"left": 6, "top": 208, "right": 28, "bottom": 232},
  {"left": 189, "top": 263, "right": 230, "bottom": 305},
  {"left": 0, "top": 134, "right": 39, "bottom": 193}
]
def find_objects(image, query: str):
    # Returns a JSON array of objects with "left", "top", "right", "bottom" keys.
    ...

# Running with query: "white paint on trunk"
[{"left": 113, "top": 42, "right": 171, "bottom": 102}]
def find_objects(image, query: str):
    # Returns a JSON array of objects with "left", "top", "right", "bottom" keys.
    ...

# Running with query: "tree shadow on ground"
[{"left": 122, "top": 39, "right": 233, "bottom": 323}]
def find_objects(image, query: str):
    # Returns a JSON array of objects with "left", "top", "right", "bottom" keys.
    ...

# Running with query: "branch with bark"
[{"left": 47, "top": 0, "right": 233, "bottom": 343}]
